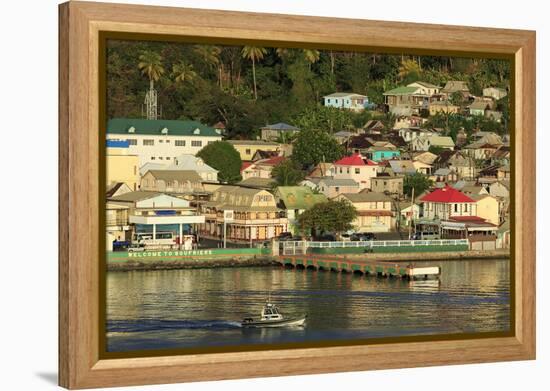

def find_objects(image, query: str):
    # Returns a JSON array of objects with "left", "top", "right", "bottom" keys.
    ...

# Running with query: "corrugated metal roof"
[{"left": 107, "top": 118, "right": 220, "bottom": 137}]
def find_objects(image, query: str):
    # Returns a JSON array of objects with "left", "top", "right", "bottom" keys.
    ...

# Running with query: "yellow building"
[
  {"left": 106, "top": 141, "right": 140, "bottom": 191},
  {"left": 471, "top": 194, "right": 500, "bottom": 225},
  {"left": 227, "top": 140, "right": 280, "bottom": 161},
  {"left": 429, "top": 101, "right": 460, "bottom": 116},
  {"left": 336, "top": 192, "right": 396, "bottom": 233},
  {"left": 200, "top": 185, "right": 288, "bottom": 242}
]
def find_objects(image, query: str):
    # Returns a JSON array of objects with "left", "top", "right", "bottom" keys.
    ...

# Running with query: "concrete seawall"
[
  {"left": 107, "top": 249, "right": 509, "bottom": 271},
  {"left": 342, "top": 249, "right": 510, "bottom": 262},
  {"left": 107, "top": 256, "right": 276, "bottom": 272}
]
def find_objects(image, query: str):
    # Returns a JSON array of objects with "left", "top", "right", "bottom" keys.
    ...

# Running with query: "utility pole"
[
  {"left": 408, "top": 186, "right": 415, "bottom": 240},
  {"left": 223, "top": 220, "right": 227, "bottom": 249}
]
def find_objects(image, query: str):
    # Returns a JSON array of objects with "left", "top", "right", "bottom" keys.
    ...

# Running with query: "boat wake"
[{"left": 107, "top": 319, "right": 242, "bottom": 333}]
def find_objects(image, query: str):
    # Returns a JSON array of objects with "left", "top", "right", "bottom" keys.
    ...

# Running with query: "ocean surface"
[{"left": 106, "top": 258, "right": 510, "bottom": 352}]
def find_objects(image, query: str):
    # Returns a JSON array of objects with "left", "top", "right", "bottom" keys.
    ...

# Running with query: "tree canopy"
[
  {"left": 291, "top": 128, "right": 344, "bottom": 168},
  {"left": 107, "top": 40, "right": 510, "bottom": 139},
  {"left": 404, "top": 173, "right": 433, "bottom": 198},
  {"left": 196, "top": 141, "right": 242, "bottom": 184},
  {"left": 271, "top": 160, "right": 304, "bottom": 187},
  {"left": 297, "top": 200, "right": 357, "bottom": 237}
]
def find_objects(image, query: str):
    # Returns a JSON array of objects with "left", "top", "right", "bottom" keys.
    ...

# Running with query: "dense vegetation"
[
  {"left": 107, "top": 40, "right": 511, "bottom": 139},
  {"left": 297, "top": 199, "right": 358, "bottom": 237},
  {"left": 196, "top": 141, "right": 242, "bottom": 183}
]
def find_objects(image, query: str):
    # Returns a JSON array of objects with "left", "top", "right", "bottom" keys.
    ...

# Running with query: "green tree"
[
  {"left": 428, "top": 145, "right": 446, "bottom": 155},
  {"left": 193, "top": 45, "right": 222, "bottom": 86},
  {"left": 397, "top": 58, "right": 421, "bottom": 83},
  {"left": 303, "top": 49, "right": 320, "bottom": 69},
  {"left": 271, "top": 160, "right": 304, "bottom": 186},
  {"left": 292, "top": 128, "right": 344, "bottom": 168},
  {"left": 297, "top": 200, "right": 357, "bottom": 237},
  {"left": 449, "top": 91, "right": 464, "bottom": 107},
  {"left": 171, "top": 61, "right": 197, "bottom": 86},
  {"left": 403, "top": 173, "right": 433, "bottom": 198},
  {"left": 138, "top": 51, "right": 165, "bottom": 88},
  {"left": 196, "top": 141, "right": 242, "bottom": 183},
  {"left": 241, "top": 46, "right": 267, "bottom": 99}
]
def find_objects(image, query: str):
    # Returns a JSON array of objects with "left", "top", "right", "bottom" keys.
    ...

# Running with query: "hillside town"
[{"left": 106, "top": 77, "right": 511, "bottom": 253}]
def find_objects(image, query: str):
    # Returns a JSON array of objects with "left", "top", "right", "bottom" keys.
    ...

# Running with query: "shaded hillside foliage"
[{"left": 107, "top": 40, "right": 510, "bottom": 138}]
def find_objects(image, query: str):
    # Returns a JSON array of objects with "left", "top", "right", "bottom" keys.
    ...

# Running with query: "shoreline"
[{"left": 107, "top": 250, "right": 509, "bottom": 272}]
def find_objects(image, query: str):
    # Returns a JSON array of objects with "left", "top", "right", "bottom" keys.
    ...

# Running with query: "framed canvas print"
[{"left": 58, "top": 1, "right": 536, "bottom": 389}]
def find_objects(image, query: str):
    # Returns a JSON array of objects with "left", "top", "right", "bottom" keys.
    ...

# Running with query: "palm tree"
[
  {"left": 171, "top": 61, "right": 197, "bottom": 86},
  {"left": 138, "top": 51, "right": 165, "bottom": 89},
  {"left": 241, "top": 46, "right": 267, "bottom": 99},
  {"left": 193, "top": 45, "right": 222, "bottom": 86},
  {"left": 303, "top": 49, "right": 320, "bottom": 69},
  {"left": 275, "top": 47, "right": 289, "bottom": 59},
  {"left": 397, "top": 58, "right": 421, "bottom": 82}
]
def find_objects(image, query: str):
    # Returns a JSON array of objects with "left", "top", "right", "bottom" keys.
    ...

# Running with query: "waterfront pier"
[{"left": 276, "top": 255, "right": 441, "bottom": 280}]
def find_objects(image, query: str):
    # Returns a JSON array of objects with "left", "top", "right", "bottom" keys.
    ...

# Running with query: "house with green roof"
[
  {"left": 106, "top": 118, "right": 223, "bottom": 165},
  {"left": 383, "top": 83, "right": 437, "bottom": 116},
  {"left": 275, "top": 186, "right": 328, "bottom": 234}
]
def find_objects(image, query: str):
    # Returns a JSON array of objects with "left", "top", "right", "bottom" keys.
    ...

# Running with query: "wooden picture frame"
[{"left": 59, "top": 1, "right": 536, "bottom": 389}]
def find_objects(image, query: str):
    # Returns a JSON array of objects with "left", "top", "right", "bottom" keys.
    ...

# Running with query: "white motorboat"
[{"left": 241, "top": 300, "right": 307, "bottom": 328}]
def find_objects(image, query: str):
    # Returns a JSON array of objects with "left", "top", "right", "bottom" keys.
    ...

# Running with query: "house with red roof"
[
  {"left": 241, "top": 156, "right": 286, "bottom": 180},
  {"left": 419, "top": 184, "right": 478, "bottom": 221},
  {"left": 330, "top": 153, "right": 378, "bottom": 190}
]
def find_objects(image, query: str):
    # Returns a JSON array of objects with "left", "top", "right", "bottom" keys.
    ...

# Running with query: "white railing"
[{"left": 282, "top": 239, "right": 468, "bottom": 250}]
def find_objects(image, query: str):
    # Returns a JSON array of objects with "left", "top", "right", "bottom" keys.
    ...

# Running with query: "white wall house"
[
  {"left": 106, "top": 118, "right": 223, "bottom": 166},
  {"left": 323, "top": 93, "right": 370, "bottom": 112},
  {"left": 330, "top": 153, "right": 378, "bottom": 190}
]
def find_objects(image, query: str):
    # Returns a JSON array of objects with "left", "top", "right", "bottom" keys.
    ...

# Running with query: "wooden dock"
[{"left": 276, "top": 255, "right": 441, "bottom": 280}]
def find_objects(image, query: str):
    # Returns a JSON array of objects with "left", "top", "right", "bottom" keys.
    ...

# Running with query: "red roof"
[
  {"left": 448, "top": 216, "right": 486, "bottom": 222},
  {"left": 334, "top": 153, "right": 374, "bottom": 166},
  {"left": 258, "top": 156, "right": 286, "bottom": 166},
  {"left": 241, "top": 162, "right": 253, "bottom": 172},
  {"left": 420, "top": 185, "right": 475, "bottom": 203},
  {"left": 213, "top": 121, "right": 226, "bottom": 129}
]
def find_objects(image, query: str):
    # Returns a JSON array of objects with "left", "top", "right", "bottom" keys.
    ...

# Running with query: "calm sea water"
[{"left": 106, "top": 259, "right": 510, "bottom": 352}]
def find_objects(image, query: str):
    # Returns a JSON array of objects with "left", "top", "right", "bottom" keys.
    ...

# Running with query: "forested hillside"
[{"left": 107, "top": 40, "right": 510, "bottom": 138}]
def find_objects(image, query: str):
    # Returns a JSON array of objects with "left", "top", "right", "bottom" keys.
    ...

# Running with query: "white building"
[
  {"left": 323, "top": 93, "right": 371, "bottom": 112},
  {"left": 106, "top": 118, "right": 223, "bottom": 166},
  {"left": 398, "top": 127, "right": 436, "bottom": 143},
  {"left": 108, "top": 191, "right": 206, "bottom": 248},
  {"left": 330, "top": 153, "right": 378, "bottom": 190}
]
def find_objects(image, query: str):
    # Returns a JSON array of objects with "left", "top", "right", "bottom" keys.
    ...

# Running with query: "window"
[
  {"left": 143, "top": 139, "right": 154, "bottom": 146},
  {"left": 151, "top": 157, "right": 156, "bottom": 160},
  {"left": 166, "top": 157, "right": 171, "bottom": 160},
  {"left": 346, "top": 168, "right": 350, "bottom": 174},
  {"left": 159, "top": 140, "right": 164, "bottom": 143},
  {"left": 335, "top": 187, "right": 340, "bottom": 192},
  {"left": 191, "top": 140, "right": 203, "bottom": 147},
  {"left": 165, "top": 139, "right": 170, "bottom": 143},
  {"left": 355, "top": 168, "right": 360, "bottom": 174},
  {"left": 246, "top": 149, "right": 251, "bottom": 155},
  {"left": 159, "top": 157, "right": 163, "bottom": 160},
  {"left": 127, "top": 139, "right": 137, "bottom": 146},
  {"left": 454, "top": 204, "right": 458, "bottom": 212},
  {"left": 175, "top": 140, "right": 186, "bottom": 146}
]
